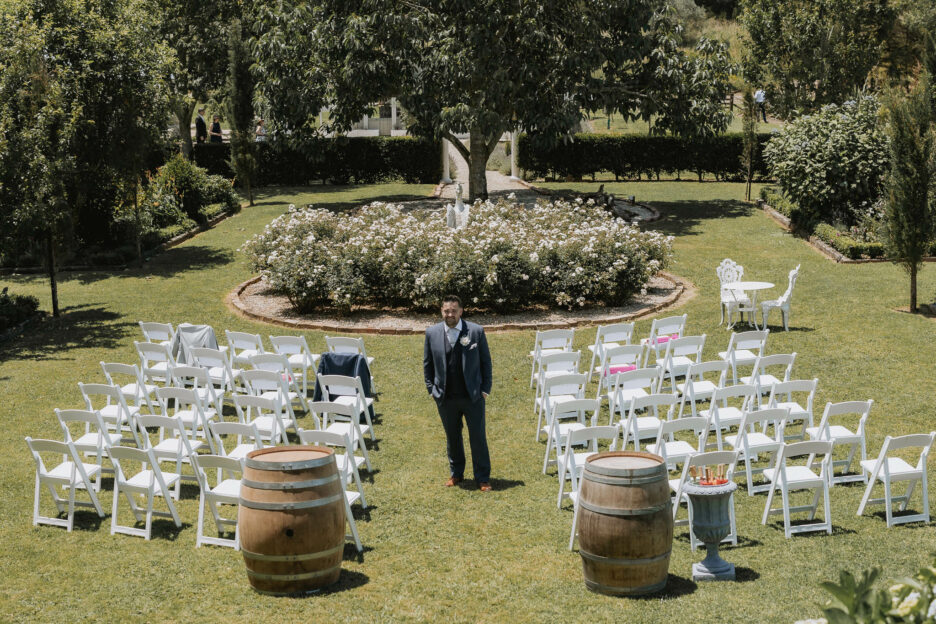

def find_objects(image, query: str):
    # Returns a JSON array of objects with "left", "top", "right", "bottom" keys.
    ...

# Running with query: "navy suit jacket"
[{"left": 424, "top": 320, "right": 492, "bottom": 403}]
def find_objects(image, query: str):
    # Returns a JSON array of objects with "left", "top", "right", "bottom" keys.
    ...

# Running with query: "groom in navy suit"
[{"left": 424, "top": 295, "right": 493, "bottom": 490}]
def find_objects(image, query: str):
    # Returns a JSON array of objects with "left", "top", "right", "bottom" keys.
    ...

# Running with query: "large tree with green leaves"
[
  {"left": 253, "top": 1, "right": 735, "bottom": 201},
  {"left": 0, "top": 0, "right": 173, "bottom": 315},
  {"left": 883, "top": 72, "right": 935, "bottom": 313},
  {"left": 740, "top": 0, "right": 894, "bottom": 119}
]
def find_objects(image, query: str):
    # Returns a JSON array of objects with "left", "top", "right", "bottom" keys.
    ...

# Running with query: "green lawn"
[
  {"left": 2, "top": 181, "right": 935, "bottom": 623},
  {"left": 584, "top": 110, "right": 784, "bottom": 135}
]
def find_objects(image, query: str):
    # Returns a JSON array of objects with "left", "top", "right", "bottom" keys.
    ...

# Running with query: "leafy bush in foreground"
[{"left": 242, "top": 198, "right": 673, "bottom": 312}]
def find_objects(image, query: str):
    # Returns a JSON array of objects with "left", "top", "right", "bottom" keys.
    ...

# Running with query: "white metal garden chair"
[
  {"left": 534, "top": 373, "right": 587, "bottom": 441},
  {"left": 586, "top": 322, "right": 634, "bottom": 383},
  {"left": 135, "top": 340, "right": 178, "bottom": 386},
  {"left": 659, "top": 334, "right": 706, "bottom": 392},
  {"left": 620, "top": 392, "right": 678, "bottom": 451},
  {"left": 308, "top": 400, "right": 372, "bottom": 472},
  {"left": 298, "top": 428, "right": 367, "bottom": 509},
  {"left": 542, "top": 398, "right": 599, "bottom": 475},
  {"left": 109, "top": 445, "right": 182, "bottom": 540},
  {"left": 191, "top": 453, "right": 242, "bottom": 549},
  {"left": 701, "top": 383, "right": 757, "bottom": 451},
  {"left": 765, "top": 378, "right": 818, "bottom": 441},
  {"left": 209, "top": 420, "right": 264, "bottom": 461},
  {"left": 54, "top": 408, "right": 119, "bottom": 491},
  {"left": 805, "top": 400, "right": 873, "bottom": 485},
  {"left": 528, "top": 329, "right": 574, "bottom": 388},
  {"left": 761, "top": 440, "right": 833, "bottom": 538},
  {"left": 676, "top": 360, "right": 729, "bottom": 418},
  {"left": 671, "top": 450, "right": 739, "bottom": 549},
  {"left": 78, "top": 381, "right": 142, "bottom": 446},
  {"left": 724, "top": 406, "right": 790, "bottom": 495},
  {"left": 856, "top": 431, "right": 935, "bottom": 527},
  {"left": 325, "top": 335, "right": 377, "bottom": 391},
  {"left": 716, "top": 259, "right": 750, "bottom": 326},
  {"left": 139, "top": 321, "right": 175, "bottom": 346},
  {"left": 269, "top": 334, "right": 320, "bottom": 396},
  {"left": 761, "top": 264, "right": 800, "bottom": 331},
  {"left": 231, "top": 393, "right": 293, "bottom": 445},
  {"left": 718, "top": 329, "right": 768, "bottom": 384},
  {"left": 640, "top": 314, "right": 687, "bottom": 366},
  {"left": 225, "top": 330, "right": 265, "bottom": 368},
  {"left": 606, "top": 366, "right": 664, "bottom": 424},
  {"left": 25, "top": 437, "right": 106, "bottom": 531},
  {"left": 100, "top": 361, "right": 158, "bottom": 414}
]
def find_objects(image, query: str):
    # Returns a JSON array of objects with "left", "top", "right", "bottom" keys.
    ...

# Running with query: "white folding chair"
[
  {"left": 716, "top": 259, "right": 750, "bottom": 326},
  {"left": 155, "top": 386, "right": 217, "bottom": 453},
  {"left": 805, "top": 400, "right": 873, "bottom": 485},
  {"left": 298, "top": 428, "right": 367, "bottom": 509},
  {"left": 558, "top": 424, "right": 619, "bottom": 509},
  {"left": 191, "top": 346, "right": 244, "bottom": 395},
  {"left": 761, "top": 265, "right": 800, "bottom": 331},
  {"left": 232, "top": 393, "right": 292, "bottom": 445},
  {"left": 135, "top": 340, "right": 178, "bottom": 387},
  {"left": 269, "top": 335, "right": 320, "bottom": 396},
  {"left": 529, "top": 328, "right": 574, "bottom": 388},
  {"left": 308, "top": 400, "right": 372, "bottom": 472},
  {"left": 857, "top": 431, "right": 935, "bottom": 527},
  {"left": 136, "top": 413, "right": 204, "bottom": 497},
  {"left": 542, "top": 398, "right": 599, "bottom": 474},
  {"left": 109, "top": 445, "right": 182, "bottom": 540},
  {"left": 101, "top": 361, "right": 158, "bottom": 414},
  {"left": 534, "top": 351, "right": 581, "bottom": 417},
  {"left": 671, "top": 450, "right": 739, "bottom": 549},
  {"left": 25, "top": 437, "right": 105, "bottom": 531},
  {"left": 241, "top": 369, "right": 305, "bottom": 431},
  {"left": 640, "top": 314, "right": 688, "bottom": 366},
  {"left": 250, "top": 353, "right": 310, "bottom": 412},
  {"left": 702, "top": 383, "right": 757, "bottom": 450},
  {"left": 192, "top": 454, "right": 242, "bottom": 549},
  {"left": 55, "top": 408, "right": 119, "bottom": 491},
  {"left": 621, "top": 393, "right": 678, "bottom": 451},
  {"left": 316, "top": 374, "right": 375, "bottom": 440},
  {"left": 139, "top": 321, "right": 174, "bottom": 346},
  {"left": 724, "top": 406, "right": 790, "bottom": 495},
  {"left": 593, "top": 344, "right": 644, "bottom": 402},
  {"left": 171, "top": 365, "right": 225, "bottom": 419},
  {"left": 586, "top": 322, "right": 634, "bottom": 383},
  {"left": 79, "top": 382, "right": 141, "bottom": 446},
  {"left": 740, "top": 353, "right": 796, "bottom": 406},
  {"left": 765, "top": 378, "right": 818, "bottom": 441},
  {"left": 659, "top": 335, "right": 705, "bottom": 392},
  {"left": 225, "top": 330, "right": 265, "bottom": 368},
  {"left": 651, "top": 416, "right": 709, "bottom": 469},
  {"left": 606, "top": 367, "right": 664, "bottom": 424},
  {"left": 762, "top": 440, "right": 833, "bottom": 538},
  {"left": 534, "top": 373, "right": 587, "bottom": 441},
  {"left": 209, "top": 420, "right": 264, "bottom": 461},
  {"left": 676, "top": 360, "right": 729, "bottom": 418},
  {"left": 325, "top": 335, "right": 377, "bottom": 391},
  {"left": 718, "top": 329, "right": 768, "bottom": 384}
]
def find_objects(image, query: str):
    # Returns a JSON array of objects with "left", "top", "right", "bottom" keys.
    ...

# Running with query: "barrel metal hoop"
[
  {"left": 584, "top": 473, "right": 665, "bottom": 486},
  {"left": 241, "top": 474, "right": 338, "bottom": 490},
  {"left": 584, "top": 577, "right": 668, "bottom": 596},
  {"left": 245, "top": 454, "right": 335, "bottom": 471},
  {"left": 239, "top": 493, "right": 342, "bottom": 511},
  {"left": 241, "top": 544, "right": 343, "bottom": 562},
  {"left": 579, "top": 548, "right": 672, "bottom": 566},
  {"left": 586, "top": 463, "right": 665, "bottom": 478},
  {"left": 579, "top": 500, "right": 670, "bottom": 516},
  {"left": 246, "top": 564, "right": 340, "bottom": 582}
]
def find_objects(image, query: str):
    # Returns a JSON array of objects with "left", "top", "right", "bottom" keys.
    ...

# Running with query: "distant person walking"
[
  {"left": 209, "top": 115, "right": 223, "bottom": 143},
  {"left": 195, "top": 108, "right": 208, "bottom": 144},
  {"left": 754, "top": 89, "right": 768, "bottom": 123},
  {"left": 255, "top": 118, "right": 267, "bottom": 142}
]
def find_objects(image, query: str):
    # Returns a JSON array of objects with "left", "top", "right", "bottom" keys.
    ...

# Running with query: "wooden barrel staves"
[
  {"left": 578, "top": 451, "right": 673, "bottom": 596},
  {"left": 238, "top": 446, "right": 345, "bottom": 595}
]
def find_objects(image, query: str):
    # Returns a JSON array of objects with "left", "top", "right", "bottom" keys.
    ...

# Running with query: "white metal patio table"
[{"left": 721, "top": 281, "right": 774, "bottom": 329}]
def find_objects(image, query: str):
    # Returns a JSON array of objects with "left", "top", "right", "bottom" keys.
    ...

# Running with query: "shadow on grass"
[
  {"left": 869, "top": 510, "right": 931, "bottom": 527},
  {"left": 674, "top": 534, "right": 762, "bottom": 549},
  {"left": 651, "top": 200, "right": 754, "bottom": 238},
  {"left": 67, "top": 510, "right": 107, "bottom": 532},
  {"left": 251, "top": 185, "right": 432, "bottom": 212},
  {"left": 735, "top": 566, "right": 760, "bottom": 582},
  {"left": 454, "top": 477, "right": 524, "bottom": 492},
  {"left": 762, "top": 521, "right": 857, "bottom": 537},
  {"left": 0, "top": 304, "right": 134, "bottom": 362},
  {"left": 320, "top": 569, "right": 370, "bottom": 593},
  {"left": 631, "top": 574, "right": 697, "bottom": 599}
]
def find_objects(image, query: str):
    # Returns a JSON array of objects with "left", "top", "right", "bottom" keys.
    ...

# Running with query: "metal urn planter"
[{"left": 683, "top": 480, "right": 737, "bottom": 582}]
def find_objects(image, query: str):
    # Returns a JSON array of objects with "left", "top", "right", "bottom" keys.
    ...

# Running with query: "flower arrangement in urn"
[{"left": 689, "top": 464, "right": 729, "bottom": 486}]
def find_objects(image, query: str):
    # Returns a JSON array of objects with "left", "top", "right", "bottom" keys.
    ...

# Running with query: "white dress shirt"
[{"left": 446, "top": 320, "right": 464, "bottom": 347}]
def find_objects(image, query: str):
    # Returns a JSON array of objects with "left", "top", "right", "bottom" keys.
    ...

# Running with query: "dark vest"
[{"left": 444, "top": 328, "right": 468, "bottom": 399}]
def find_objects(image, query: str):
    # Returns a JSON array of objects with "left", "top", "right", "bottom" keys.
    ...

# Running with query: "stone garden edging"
[{"left": 226, "top": 271, "right": 694, "bottom": 335}]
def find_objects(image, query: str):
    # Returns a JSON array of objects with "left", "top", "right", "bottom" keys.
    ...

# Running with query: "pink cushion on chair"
[
  {"left": 606, "top": 365, "right": 637, "bottom": 376},
  {"left": 654, "top": 334, "right": 679, "bottom": 345}
]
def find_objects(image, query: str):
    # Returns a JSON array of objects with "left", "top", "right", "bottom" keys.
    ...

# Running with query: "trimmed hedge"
[
  {"left": 813, "top": 223, "right": 885, "bottom": 260},
  {"left": 0, "top": 287, "right": 40, "bottom": 333},
  {"left": 193, "top": 136, "right": 442, "bottom": 185},
  {"left": 517, "top": 132, "right": 773, "bottom": 181}
]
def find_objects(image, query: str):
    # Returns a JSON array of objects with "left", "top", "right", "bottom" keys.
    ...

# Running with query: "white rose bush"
[{"left": 242, "top": 198, "right": 672, "bottom": 312}]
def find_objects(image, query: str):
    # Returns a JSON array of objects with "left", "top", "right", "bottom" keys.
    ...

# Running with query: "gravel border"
[{"left": 226, "top": 271, "right": 695, "bottom": 335}]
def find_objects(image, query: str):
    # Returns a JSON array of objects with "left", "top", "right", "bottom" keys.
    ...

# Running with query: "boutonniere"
[
  {"left": 468, "top": 343, "right": 478, "bottom": 350},
  {"left": 459, "top": 335, "right": 471, "bottom": 347}
]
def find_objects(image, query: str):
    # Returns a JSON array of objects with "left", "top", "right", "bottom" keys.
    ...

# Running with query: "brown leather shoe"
[
  {"left": 445, "top": 476, "right": 463, "bottom": 487},
  {"left": 479, "top": 482, "right": 492, "bottom": 492}
]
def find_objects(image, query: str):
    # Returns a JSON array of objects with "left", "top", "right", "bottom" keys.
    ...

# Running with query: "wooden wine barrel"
[
  {"left": 578, "top": 451, "right": 673, "bottom": 596},
  {"left": 238, "top": 446, "right": 345, "bottom": 595}
]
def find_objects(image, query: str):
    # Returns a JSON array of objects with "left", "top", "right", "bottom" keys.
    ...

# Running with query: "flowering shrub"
[{"left": 242, "top": 198, "right": 672, "bottom": 312}]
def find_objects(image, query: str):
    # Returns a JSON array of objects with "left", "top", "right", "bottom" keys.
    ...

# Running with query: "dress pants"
[{"left": 437, "top": 396, "right": 491, "bottom": 482}]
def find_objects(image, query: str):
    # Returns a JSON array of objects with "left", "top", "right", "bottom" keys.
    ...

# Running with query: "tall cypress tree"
[{"left": 227, "top": 19, "right": 256, "bottom": 206}]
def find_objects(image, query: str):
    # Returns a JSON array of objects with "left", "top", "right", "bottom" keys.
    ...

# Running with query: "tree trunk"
[
  {"left": 175, "top": 101, "right": 196, "bottom": 158},
  {"left": 46, "top": 229, "right": 59, "bottom": 318},
  {"left": 910, "top": 263, "right": 918, "bottom": 312},
  {"left": 467, "top": 129, "right": 489, "bottom": 202},
  {"left": 133, "top": 176, "right": 143, "bottom": 267}
]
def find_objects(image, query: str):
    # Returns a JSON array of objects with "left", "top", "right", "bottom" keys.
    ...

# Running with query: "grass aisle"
[{"left": 1, "top": 181, "right": 934, "bottom": 623}]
